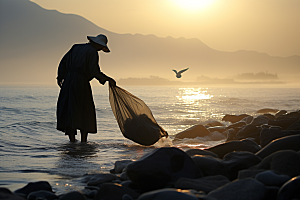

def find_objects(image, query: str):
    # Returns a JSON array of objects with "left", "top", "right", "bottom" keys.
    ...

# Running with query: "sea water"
[{"left": 0, "top": 84, "right": 299, "bottom": 194}]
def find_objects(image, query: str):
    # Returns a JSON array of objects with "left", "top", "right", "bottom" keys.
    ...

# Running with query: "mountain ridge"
[{"left": 0, "top": 0, "right": 299, "bottom": 85}]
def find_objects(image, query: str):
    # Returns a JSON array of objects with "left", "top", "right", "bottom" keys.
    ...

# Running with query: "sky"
[{"left": 30, "top": 0, "right": 300, "bottom": 57}]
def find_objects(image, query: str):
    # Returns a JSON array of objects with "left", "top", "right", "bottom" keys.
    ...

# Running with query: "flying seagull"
[{"left": 173, "top": 68, "right": 189, "bottom": 78}]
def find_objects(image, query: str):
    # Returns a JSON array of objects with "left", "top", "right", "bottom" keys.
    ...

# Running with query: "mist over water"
[{"left": 0, "top": 85, "right": 300, "bottom": 194}]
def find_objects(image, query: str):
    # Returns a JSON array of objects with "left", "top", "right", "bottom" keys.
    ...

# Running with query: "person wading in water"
[{"left": 56, "top": 34, "right": 116, "bottom": 142}]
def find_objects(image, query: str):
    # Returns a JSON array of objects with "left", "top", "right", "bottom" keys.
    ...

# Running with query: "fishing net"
[{"left": 109, "top": 85, "right": 168, "bottom": 146}]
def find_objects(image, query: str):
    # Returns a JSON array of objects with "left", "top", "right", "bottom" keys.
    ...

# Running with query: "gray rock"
[
  {"left": 256, "top": 134, "right": 300, "bottom": 159},
  {"left": 110, "top": 160, "right": 134, "bottom": 174},
  {"left": 225, "top": 128, "right": 237, "bottom": 142},
  {"left": 206, "top": 139, "right": 261, "bottom": 159},
  {"left": 223, "top": 151, "right": 262, "bottom": 180},
  {"left": 241, "top": 115, "right": 254, "bottom": 124},
  {"left": 174, "top": 175, "right": 230, "bottom": 194},
  {"left": 0, "top": 188, "right": 24, "bottom": 200},
  {"left": 268, "top": 118, "right": 299, "bottom": 130},
  {"left": 14, "top": 181, "right": 53, "bottom": 197},
  {"left": 174, "top": 124, "right": 210, "bottom": 140},
  {"left": 255, "top": 170, "right": 290, "bottom": 186},
  {"left": 84, "top": 173, "right": 117, "bottom": 186},
  {"left": 250, "top": 115, "right": 269, "bottom": 126},
  {"left": 276, "top": 111, "right": 300, "bottom": 120},
  {"left": 81, "top": 188, "right": 98, "bottom": 199},
  {"left": 256, "top": 108, "right": 279, "bottom": 114},
  {"left": 227, "top": 121, "right": 246, "bottom": 129},
  {"left": 192, "top": 155, "right": 225, "bottom": 177},
  {"left": 262, "top": 113, "right": 276, "bottom": 121},
  {"left": 277, "top": 176, "right": 300, "bottom": 200},
  {"left": 253, "top": 150, "right": 300, "bottom": 177},
  {"left": 120, "top": 172, "right": 129, "bottom": 181},
  {"left": 275, "top": 110, "right": 287, "bottom": 118},
  {"left": 185, "top": 149, "right": 218, "bottom": 158},
  {"left": 287, "top": 118, "right": 300, "bottom": 130},
  {"left": 126, "top": 147, "right": 203, "bottom": 191},
  {"left": 260, "top": 128, "right": 300, "bottom": 148},
  {"left": 60, "top": 191, "right": 86, "bottom": 200},
  {"left": 27, "top": 190, "right": 57, "bottom": 200},
  {"left": 207, "top": 178, "right": 266, "bottom": 200},
  {"left": 137, "top": 188, "right": 199, "bottom": 200},
  {"left": 238, "top": 169, "right": 266, "bottom": 179},
  {"left": 94, "top": 183, "right": 139, "bottom": 200},
  {"left": 236, "top": 124, "right": 261, "bottom": 143},
  {"left": 222, "top": 114, "right": 250, "bottom": 123}
]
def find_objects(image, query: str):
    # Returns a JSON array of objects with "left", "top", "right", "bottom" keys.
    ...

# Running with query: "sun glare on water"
[{"left": 172, "top": 0, "right": 215, "bottom": 11}]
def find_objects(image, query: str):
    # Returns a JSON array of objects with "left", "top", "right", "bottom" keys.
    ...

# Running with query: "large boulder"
[
  {"left": 110, "top": 160, "right": 134, "bottom": 174},
  {"left": 275, "top": 110, "right": 287, "bottom": 118},
  {"left": 94, "top": 183, "right": 139, "bottom": 200},
  {"left": 192, "top": 156, "right": 225, "bottom": 177},
  {"left": 207, "top": 178, "right": 266, "bottom": 200},
  {"left": 260, "top": 128, "right": 300, "bottom": 148},
  {"left": 255, "top": 170, "right": 290, "bottom": 187},
  {"left": 227, "top": 121, "right": 246, "bottom": 129},
  {"left": 206, "top": 139, "right": 261, "bottom": 159},
  {"left": 174, "top": 175, "right": 230, "bottom": 194},
  {"left": 256, "top": 108, "right": 279, "bottom": 114},
  {"left": 222, "top": 152, "right": 262, "bottom": 180},
  {"left": 126, "top": 147, "right": 203, "bottom": 191},
  {"left": 0, "top": 188, "right": 24, "bottom": 200},
  {"left": 277, "top": 176, "right": 300, "bottom": 200},
  {"left": 255, "top": 134, "right": 300, "bottom": 159},
  {"left": 276, "top": 111, "right": 300, "bottom": 120},
  {"left": 59, "top": 191, "right": 86, "bottom": 200},
  {"left": 27, "top": 190, "right": 58, "bottom": 200},
  {"left": 81, "top": 173, "right": 117, "bottom": 186},
  {"left": 174, "top": 124, "right": 210, "bottom": 140},
  {"left": 14, "top": 181, "right": 53, "bottom": 198},
  {"left": 268, "top": 118, "right": 299, "bottom": 130},
  {"left": 224, "top": 128, "right": 237, "bottom": 142},
  {"left": 236, "top": 124, "right": 261, "bottom": 143},
  {"left": 252, "top": 150, "right": 300, "bottom": 177},
  {"left": 185, "top": 149, "right": 218, "bottom": 158},
  {"left": 250, "top": 115, "right": 269, "bottom": 126},
  {"left": 287, "top": 118, "right": 300, "bottom": 130},
  {"left": 137, "top": 188, "right": 199, "bottom": 200},
  {"left": 222, "top": 114, "right": 250, "bottom": 123}
]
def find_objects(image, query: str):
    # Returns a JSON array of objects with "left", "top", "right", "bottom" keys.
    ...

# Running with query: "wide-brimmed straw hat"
[{"left": 87, "top": 34, "right": 110, "bottom": 52}]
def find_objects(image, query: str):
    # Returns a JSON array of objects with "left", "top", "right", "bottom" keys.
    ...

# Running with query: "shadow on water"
[
  {"left": 54, "top": 142, "right": 101, "bottom": 179},
  {"left": 58, "top": 141, "right": 99, "bottom": 159}
]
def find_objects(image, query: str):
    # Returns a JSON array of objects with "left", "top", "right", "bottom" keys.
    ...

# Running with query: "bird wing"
[
  {"left": 172, "top": 70, "right": 178, "bottom": 74},
  {"left": 178, "top": 68, "right": 189, "bottom": 73}
]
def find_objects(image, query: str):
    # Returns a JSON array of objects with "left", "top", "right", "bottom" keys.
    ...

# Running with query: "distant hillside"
[
  {"left": 0, "top": 0, "right": 299, "bottom": 85},
  {"left": 118, "top": 75, "right": 285, "bottom": 86},
  {"left": 233, "top": 72, "right": 279, "bottom": 80}
]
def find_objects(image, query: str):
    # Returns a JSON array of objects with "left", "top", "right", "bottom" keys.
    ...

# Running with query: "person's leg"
[
  {"left": 80, "top": 131, "right": 88, "bottom": 143},
  {"left": 66, "top": 127, "right": 76, "bottom": 142},
  {"left": 68, "top": 134, "right": 76, "bottom": 142}
]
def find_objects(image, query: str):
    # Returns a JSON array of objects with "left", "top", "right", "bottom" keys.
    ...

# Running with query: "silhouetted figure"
[
  {"left": 56, "top": 34, "right": 116, "bottom": 143},
  {"left": 173, "top": 68, "right": 189, "bottom": 78}
]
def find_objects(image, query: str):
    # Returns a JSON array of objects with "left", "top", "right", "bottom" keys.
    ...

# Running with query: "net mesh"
[{"left": 109, "top": 85, "right": 168, "bottom": 146}]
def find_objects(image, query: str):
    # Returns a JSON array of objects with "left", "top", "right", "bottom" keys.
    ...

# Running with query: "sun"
[{"left": 172, "top": 0, "right": 215, "bottom": 11}]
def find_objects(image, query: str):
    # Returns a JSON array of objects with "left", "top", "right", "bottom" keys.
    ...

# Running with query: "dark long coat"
[{"left": 56, "top": 43, "right": 108, "bottom": 134}]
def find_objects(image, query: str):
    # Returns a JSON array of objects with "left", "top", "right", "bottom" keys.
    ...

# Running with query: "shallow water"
[{"left": 0, "top": 85, "right": 299, "bottom": 194}]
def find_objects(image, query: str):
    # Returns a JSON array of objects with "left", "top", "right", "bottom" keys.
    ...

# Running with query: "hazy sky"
[{"left": 31, "top": 0, "right": 300, "bottom": 57}]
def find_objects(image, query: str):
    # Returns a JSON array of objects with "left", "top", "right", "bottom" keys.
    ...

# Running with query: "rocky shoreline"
[{"left": 1, "top": 109, "right": 300, "bottom": 200}]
